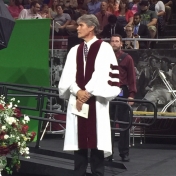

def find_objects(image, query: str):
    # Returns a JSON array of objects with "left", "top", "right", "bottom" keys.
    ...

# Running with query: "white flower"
[
  {"left": 25, "top": 156, "right": 30, "bottom": 159},
  {"left": 14, "top": 104, "right": 17, "bottom": 107},
  {"left": 24, "top": 115, "right": 30, "bottom": 122},
  {"left": 7, "top": 102, "right": 13, "bottom": 109},
  {"left": 2, "top": 126, "right": 6, "bottom": 130},
  {"left": 4, "top": 135, "right": 9, "bottom": 139},
  {"left": 6, "top": 116, "right": 16, "bottom": 125},
  {"left": 18, "top": 142, "right": 21, "bottom": 146},
  {"left": 16, "top": 136, "right": 20, "bottom": 140},
  {"left": 11, "top": 98, "right": 15, "bottom": 101},
  {"left": 17, "top": 100, "right": 20, "bottom": 103},
  {"left": 25, "top": 147, "right": 29, "bottom": 151},
  {"left": 22, "top": 120, "right": 26, "bottom": 124}
]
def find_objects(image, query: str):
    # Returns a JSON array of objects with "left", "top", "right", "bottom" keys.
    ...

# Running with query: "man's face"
[
  {"left": 100, "top": 2, "right": 107, "bottom": 11},
  {"left": 110, "top": 36, "right": 122, "bottom": 52},
  {"left": 134, "top": 15, "right": 141, "bottom": 25},
  {"left": 140, "top": 4, "right": 148, "bottom": 11},
  {"left": 77, "top": 22, "right": 94, "bottom": 39},
  {"left": 57, "top": 6, "right": 63, "bottom": 15},
  {"left": 32, "top": 3, "right": 40, "bottom": 14}
]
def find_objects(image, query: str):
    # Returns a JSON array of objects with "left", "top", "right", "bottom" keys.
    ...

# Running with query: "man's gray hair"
[{"left": 77, "top": 14, "right": 100, "bottom": 35}]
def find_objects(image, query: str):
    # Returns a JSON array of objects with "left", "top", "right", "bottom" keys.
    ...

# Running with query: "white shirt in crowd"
[
  {"left": 155, "top": 1, "right": 165, "bottom": 14},
  {"left": 18, "top": 9, "right": 42, "bottom": 19}
]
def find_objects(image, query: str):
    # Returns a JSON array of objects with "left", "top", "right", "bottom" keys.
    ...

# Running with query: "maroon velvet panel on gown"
[{"left": 76, "top": 40, "right": 103, "bottom": 149}]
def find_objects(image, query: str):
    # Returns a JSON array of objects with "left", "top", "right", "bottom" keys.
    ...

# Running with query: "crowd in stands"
[{"left": 3, "top": 0, "right": 175, "bottom": 48}]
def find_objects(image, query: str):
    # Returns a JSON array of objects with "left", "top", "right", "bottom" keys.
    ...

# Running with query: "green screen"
[{"left": 0, "top": 19, "right": 51, "bottom": 140}]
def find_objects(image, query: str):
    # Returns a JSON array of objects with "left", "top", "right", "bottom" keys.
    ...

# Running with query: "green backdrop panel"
[{"left": 0, "top": 19, "right": 51, "bottom": 140}]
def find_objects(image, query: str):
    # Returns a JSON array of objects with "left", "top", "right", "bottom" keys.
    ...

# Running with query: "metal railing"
[{"left": 49, "top": 37, "right": 176, "bottom": 49}]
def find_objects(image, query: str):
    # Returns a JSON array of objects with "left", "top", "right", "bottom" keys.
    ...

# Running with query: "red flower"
[
  {"left": 0, "top": 146, "right": 9, "bottom": 155},
  {"left": 30, "top": 132, "right": 36, "bottom": 141},
  {"left": 14, "top": 108, "right": 22, "bottom": 118},
  {"left": 21, "top": 125, "right": 29, "bottom": 134},
  {"left": 0, "top": 104, "right": 4, "bottom": 110},
  {"left": 0, "top": 134, "right": 4, "bottom": 140}
]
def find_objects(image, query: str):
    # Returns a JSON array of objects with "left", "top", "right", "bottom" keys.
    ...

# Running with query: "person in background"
[
  {"left": 114, "top": 0, "right": 134, "bottom": 29},
  {"left": 54, "top": 5, "right": 71, "bottom": 35},
  {"left": 64, "top": 0, "right": 78, "bottom": 11},
  {"left": 139, "top": 0, "right": 157, "bottom": 41},
  {"left": 149, "top": 0, "right": 165, "bottom": 35},
  {"left": 129, "top": 0, "right": 140, "bottom": 14},
  {"left": 100, "top": 14, "right": 126, "bottom": 38},
  {"left": 133, "top": 12, "right": 150, "bottom": 48},
  {"left": 95, "top": 1, "right": 112, "bottom": 32},
  {"left": 113, "top": 0, "right": 120, "bottom": 13},
  {"left": 124, "top": 25, "right": 139, "bottom": 49},
  {"left": 161, "top": 0, "right": 172, "bottom": 24},
  {"left": 18, "top": 0, "right": 42, "bottom": 19},
  {"left": 39, "top": 3, "right": 49, "bottom": 18},
  {"left": 8, "top": 0, "right": 24, "bottom": 19},
  {"left": 87, "top": 0, "right": 101, "bottom": 14},
  {"left": 48, "top": 0, "right": 58, "bottom": 19},
  {"left": 107, "top": 0, "right": 115, "bottom": 13},
  {"left": 59, "top": 14, "right": 121, "bottom": 176},
  {"left": 109, "top": 34, "right": 136, "bottom": 162}
]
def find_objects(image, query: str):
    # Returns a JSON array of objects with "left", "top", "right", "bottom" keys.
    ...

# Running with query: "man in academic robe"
[{"left": 58, "top": 14, "right": 121, "bottom": 176}]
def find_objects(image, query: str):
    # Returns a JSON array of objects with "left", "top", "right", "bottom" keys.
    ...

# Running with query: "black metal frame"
[{"left": 0, "top": 82, "right": 157, "bottom": 150}]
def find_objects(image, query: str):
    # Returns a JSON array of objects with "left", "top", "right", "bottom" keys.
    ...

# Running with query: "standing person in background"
[
  {"left": 59, "top": 14, "right": 121, "bottom": 176},
  {"left": 109, "top": 34, "right": 137, "bottom": 162}
]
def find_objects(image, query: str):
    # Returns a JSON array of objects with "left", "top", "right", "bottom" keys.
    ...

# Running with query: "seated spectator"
[
  {"left": 124, "top": 25, "right": 139, "bottom": 49},
  {"left": 87, "top": 0, "right": 101, "bottom": 14},
  {"left": 63, "top": 0, "right": 78, "bottom": 12},
  {"left": 54, "top": 5, "right": 71, "bottom": 35},
  {"left": 107, "top": 0, "right": 115, "bottom": 13},
  {"left": 133, "top": 12, "right": 150, "bottom": 48},
  {"left": 8, "top": 0, "right": 24, "bottom": 19},
  {"left": 39, "top": 4, "right": 49, "bottom": 18},
  {"left": 129, "top": 0, "right": 140, "bottom": 14},
  {"left": 113, "top": 1, "right": 120, "bottom": 13},
  {"left": 95, "top": 1, "right": 112, "bottom": 32},
  {"left": 18, "top": 1, "right": 42, "bottom": 19},
  {"left": 139, "top": 0, "right": 157, "bottom": 39},
  {"left": 149, "top": 0, "right": 165, "bottom": 34},
  {"left": 23, "top": 0, "right": 35, "bottom": 9},
  {"left": 100, "top": 14, "right": 126, "bottom": 38},
  {"left": 161, "top": 0, "right": 172, "bottom": 24},
  {"left": 48, "top": 0, "right": 59, "bottom": 19},
  {"left": 114, "top": 0, "right": 134, "bottom": 29}
]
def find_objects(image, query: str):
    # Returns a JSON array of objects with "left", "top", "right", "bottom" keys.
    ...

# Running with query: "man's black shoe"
[{"left": 121, "top": 155, "right": 130, "bottom": 162}]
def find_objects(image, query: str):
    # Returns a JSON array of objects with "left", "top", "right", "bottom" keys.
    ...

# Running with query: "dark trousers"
[
  {"left": 109, "top": 85, "right": 130, "bottom": 158},
  {"left": 74, "top": 149, "right": 104, "bottom": 176}
]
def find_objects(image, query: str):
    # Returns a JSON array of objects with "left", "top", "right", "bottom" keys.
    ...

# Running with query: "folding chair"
[{"left": 159, "top": 70, "right": 176, "bottom": 112}]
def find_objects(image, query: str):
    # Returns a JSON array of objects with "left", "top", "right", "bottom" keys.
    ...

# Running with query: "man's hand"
[
  {"left": 76, "top": 99, "right": 83, "bottom": 111},
  {"left": 134, "top": 34, "right": 140, "bottom": 38},
  {"left": 77, "top": 90, "right": 91, "bottom": 103},
  {"left": 128, "top": 97, "right": 134, "bottom": 106}
]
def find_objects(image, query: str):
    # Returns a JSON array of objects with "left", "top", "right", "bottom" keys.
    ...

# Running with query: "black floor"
[{"left": 9, "top": 135, "right": 176, "bottom": 176}]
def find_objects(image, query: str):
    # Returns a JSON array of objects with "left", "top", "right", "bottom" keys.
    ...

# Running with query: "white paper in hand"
[{"left": 70, "top": 99, "right": 89, "bottom": 118}]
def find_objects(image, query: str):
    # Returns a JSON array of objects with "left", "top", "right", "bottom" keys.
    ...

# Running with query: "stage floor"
[{"left": 12, "top": 135, "right": 176, "bottom": 176}]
